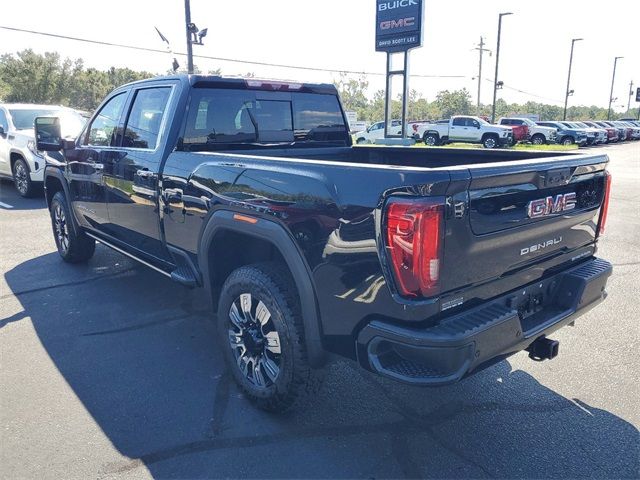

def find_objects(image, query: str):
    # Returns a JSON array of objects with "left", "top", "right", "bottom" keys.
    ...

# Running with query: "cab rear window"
[{"left": 181, "top": 88, "right": 348, "bottom": 150}]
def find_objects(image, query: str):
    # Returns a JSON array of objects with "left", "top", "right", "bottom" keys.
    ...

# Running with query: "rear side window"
[
  {"left": 182, "top": 88, "right": 348, "bottom": 150},
  {"left": 452, "top": 118, "right": 466, "bottom": 126},
  {"left": 85, "top": 93, "right": 127, "bottom": 147},
  {"left": 123, "top": 87, "right": 171, "bottom": 149}
]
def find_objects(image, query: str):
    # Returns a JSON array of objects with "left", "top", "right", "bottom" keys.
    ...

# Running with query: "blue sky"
[{"left": 1, "top": 0, "right": 638, "bottom": 111}]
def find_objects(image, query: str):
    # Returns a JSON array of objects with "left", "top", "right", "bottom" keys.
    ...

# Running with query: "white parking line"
[{"left": 0, "top": 201, "right": 14, "bottom": 209}]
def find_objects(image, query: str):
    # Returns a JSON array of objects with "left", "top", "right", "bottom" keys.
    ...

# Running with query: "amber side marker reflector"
[{"left": 233, "top": 214, "right": 258, "bottom": 224}]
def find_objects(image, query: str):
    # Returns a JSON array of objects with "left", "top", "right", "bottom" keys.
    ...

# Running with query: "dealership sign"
[
  {"left": 375, "top": 0, "right": 424, "bottom": 52},
  {"left": 636, "top": 87, "right": 640, "bottom": 102}
]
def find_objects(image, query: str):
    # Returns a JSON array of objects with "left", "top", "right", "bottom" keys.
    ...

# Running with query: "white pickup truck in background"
[{"left": 415, "top": 116, "right": 513, "bottom": 148}]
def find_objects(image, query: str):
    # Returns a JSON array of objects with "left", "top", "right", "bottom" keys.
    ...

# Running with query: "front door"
[
  {"left": 104, "top": 85, "right": 173, "bottom": 262},
  {"left": 67, "top": 91, "right": 129, "bottom": 232}
]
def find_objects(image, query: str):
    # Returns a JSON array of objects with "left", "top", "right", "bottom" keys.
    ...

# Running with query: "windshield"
[
  {"left": 9, "top": 108, "right": 86, "bottom": 137},
  {"left": 476, "top": 117, "right": 490, "bottom": 125},
  {"left": 519, "top": 118, "right": 536, "bottom": 127}
]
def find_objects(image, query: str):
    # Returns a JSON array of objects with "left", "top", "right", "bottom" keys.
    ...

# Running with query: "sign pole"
[{"left": 375, "top": 0, "right": 424, "bottom": 145}]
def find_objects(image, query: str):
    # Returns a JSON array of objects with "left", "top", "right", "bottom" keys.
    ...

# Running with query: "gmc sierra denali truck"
[{"left": 36, "top": 75, "right": 612, "bottom": 412}]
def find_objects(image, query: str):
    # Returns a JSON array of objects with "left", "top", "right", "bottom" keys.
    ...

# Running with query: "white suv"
[
  {"left": 0, "top": 104, "right": 85, "bottom": 197},
  {"left": 354, "top": 120, "right": 403, "bottom": 144}
]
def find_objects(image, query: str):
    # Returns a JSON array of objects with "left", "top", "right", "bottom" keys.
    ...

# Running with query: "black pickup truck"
[{"left": 35, "top": 75, "right": 612, "bottom": 412}]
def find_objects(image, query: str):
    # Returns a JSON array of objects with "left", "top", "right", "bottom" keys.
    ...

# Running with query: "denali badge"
[
  {"left": 527, "top": 193, "right": 576, "bottom": 219},
  {"left": 521, "top": 236, "right": 562, "bottom": 256}
]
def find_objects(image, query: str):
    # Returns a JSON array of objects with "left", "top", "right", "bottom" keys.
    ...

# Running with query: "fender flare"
[
  {"left": 197, "top": 210, "right": 326, "bottom": 367},
  {"left": 43, "top": 167, "right": 81, "bottom": 236},
  {"left": 8, "top": 149, "right": 29, "bottom": 170}
]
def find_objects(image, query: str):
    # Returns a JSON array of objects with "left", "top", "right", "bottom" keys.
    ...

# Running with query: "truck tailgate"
[{"left": 441, "top": 153, "right": 609, "bottom": 296}]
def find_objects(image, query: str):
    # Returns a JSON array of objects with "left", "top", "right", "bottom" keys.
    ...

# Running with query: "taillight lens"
[
  {"left": 598, "top": 171, "right": 612, "bottom": 236},
  {"left": 385, "top": 199, "right": 443, "bottom": 298}
]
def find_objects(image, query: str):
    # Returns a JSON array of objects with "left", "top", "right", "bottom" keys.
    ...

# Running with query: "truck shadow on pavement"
[
  {"left": 0, "top": 179, "right": 47, "bottom": 211},
  {"left": 4, "top": 250, "right": 639, "bottom": 479}
]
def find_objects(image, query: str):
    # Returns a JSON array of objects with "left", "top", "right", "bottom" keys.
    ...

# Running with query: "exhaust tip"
[{"left": 526, "top": 336, "right": 559, "bottom": 362}]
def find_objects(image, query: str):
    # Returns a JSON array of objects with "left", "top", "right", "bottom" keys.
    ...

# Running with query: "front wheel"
[
  {"left": 561, "top": 136, "right": 574, "bottom": 146},
  {"left": 50, "top": 191, "right": 96, "bottom": 263},
  {"left": 217, "top": 262, "right": 322, "bottom": 412},
  {"left": 13, "top": 158, "right": 36, "bottom": 197}
]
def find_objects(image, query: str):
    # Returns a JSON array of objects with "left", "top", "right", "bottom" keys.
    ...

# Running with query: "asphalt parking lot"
[{"left": 1, "top": 142, "right": 638, "bottom": 479}]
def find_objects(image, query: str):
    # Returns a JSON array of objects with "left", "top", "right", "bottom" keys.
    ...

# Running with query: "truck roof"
[{"left": 120, "top": 74, "right": 339, "bottom": 95}]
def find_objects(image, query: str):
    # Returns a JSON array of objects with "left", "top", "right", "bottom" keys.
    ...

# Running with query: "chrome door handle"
[
  {"left": 90, "top": 162, "right": 104, "bottom": 171},
  {"left": 137, "top": 169, "right": 155, "bottom": 178}
]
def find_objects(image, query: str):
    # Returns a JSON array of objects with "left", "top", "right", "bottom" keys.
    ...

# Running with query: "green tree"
[
  {"left": 333, "top": 73, "right": 369, "bottom": 121},
  {"left": 433, "top": 88, "right": 473, "bottom": 119}
]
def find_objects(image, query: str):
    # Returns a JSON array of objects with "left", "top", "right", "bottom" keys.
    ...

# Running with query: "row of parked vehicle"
[{"left": 355, "top": 116, "right": 640, "bottom": 149}]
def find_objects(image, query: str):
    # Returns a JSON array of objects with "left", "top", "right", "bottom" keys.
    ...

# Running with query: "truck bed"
[{"left": 218, "top": 145, "right": 581, "bottom": 169}]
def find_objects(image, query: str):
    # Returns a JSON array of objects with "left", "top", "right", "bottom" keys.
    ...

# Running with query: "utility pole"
[
  {"left": 607, "top": 56, "right": 623, "bottom": 120},
  {"left": 491, "top": 12, "right": 513, "bottom": 123},
  {"left": 563, "top": 38, "right": 583, "bottom": 121},
  {"left": 474, "top": 36, "right": 491, "bottom": 115},
  {"left": 628, "top": 80, "right": 634, "bottom": 113},
  {"left": 184, "top": 0, "right": 194, "bottom": 74}
]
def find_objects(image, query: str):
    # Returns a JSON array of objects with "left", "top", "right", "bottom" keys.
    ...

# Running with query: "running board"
[{"left": 85, "top": 232, "right": 172, "bottom": 279}]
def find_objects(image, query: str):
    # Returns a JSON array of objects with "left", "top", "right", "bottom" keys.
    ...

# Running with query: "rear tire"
[
  {"left": 217, "top": 262, "right": 322, "bottom": 412},
  {"left": 482, "top": 134, "right": 499, "bottom": 149},
  {"left": 50, "top": 191, "right": 96, "bottom": 263},
  {"left": 13, "top": 158, "right": 36, "bottom": 198},
  {"left": 423, "top": 133, "right": 439, "bottom": 146},
  {"left": 355, "top": 137, "right": 367, "bottom": 144}
]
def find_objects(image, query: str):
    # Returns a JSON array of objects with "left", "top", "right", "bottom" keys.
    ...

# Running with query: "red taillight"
[
  {"left": 598, "top": 171, "right": 612, "bottom": 236},
  {"left": 385, "top": 199, "right": 443, "bottom": 298}
]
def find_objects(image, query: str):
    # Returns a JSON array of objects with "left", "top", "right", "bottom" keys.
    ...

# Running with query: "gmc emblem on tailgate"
[{"left": 527, "top": 192, "right": 577, "bottom": 219}]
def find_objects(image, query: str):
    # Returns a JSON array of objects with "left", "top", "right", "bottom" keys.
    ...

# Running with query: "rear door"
[
  {"left": 104, "top": 84, "right": 174, "bottom": 262},
  {"left": 449, "top": 117, "right": 469, "bottom": 141},
  {"left": 442, "top": 154, "right": 609, "bottom": 295}
]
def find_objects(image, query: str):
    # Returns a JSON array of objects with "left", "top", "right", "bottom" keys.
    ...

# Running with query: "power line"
[
  {"left": 0, "top": 25, "right": 464, "bottom": 79},
  {"left": 483, "top": 78, "right": 564, "bottom": 104},
  {"left": 0, "top": 25, "right": 568, "bottom": 104}
]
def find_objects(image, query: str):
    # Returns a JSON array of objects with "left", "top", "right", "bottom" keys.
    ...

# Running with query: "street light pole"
[
  {"left": 607, "top": 56, "right": 623, "bottom": 120},
  {"left": 563, "top": 38, "right": 583, "bottom": 121},
  {"left": 184, "top": 0, "right": 194, "bottom": 74},
  {"left": 627, "top": 80, "right": 634, "bottom": 113},
  {"left": 491, "top": 12, "right": 513, "bottom": 123}
]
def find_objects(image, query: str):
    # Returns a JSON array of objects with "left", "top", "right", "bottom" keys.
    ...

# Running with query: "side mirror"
[
  {"left": 0, "top": 125, "right": 5, "bottom": 138},
  {"left": 35, "top": 117, "right": 63, "bottom": 151}
]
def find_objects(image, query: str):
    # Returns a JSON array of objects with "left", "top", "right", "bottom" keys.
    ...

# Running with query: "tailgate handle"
[{"left": 544, "top": 168, "right": 571, "bottom": 187}]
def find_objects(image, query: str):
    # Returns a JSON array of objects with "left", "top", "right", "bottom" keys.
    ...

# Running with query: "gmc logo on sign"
[
  {"left": 527, "top": 193, "right": 577, "bottom": 218},
  {"left": 380, "top": 17, "right": 415, "bottom": 30}
]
